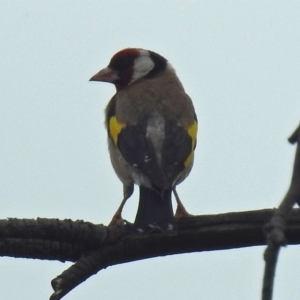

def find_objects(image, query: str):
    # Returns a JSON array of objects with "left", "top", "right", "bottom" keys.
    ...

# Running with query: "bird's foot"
[
  {"left": 108, "top": 212, "right": 126, "bottom": 227},
  {"left": 134, "top": 222, "right": 176, "bottom": 235},
  {"left": 174, "top": 204, "right": 193, "bottom": 219}
]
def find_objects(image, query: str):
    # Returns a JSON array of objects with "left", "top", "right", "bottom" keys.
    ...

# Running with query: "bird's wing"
[
  {"left": 107, "top": 113, "right": 197, "bottom": 190},
  {"left": 162, "top": 118, "right": 197, "bottom": 185}
]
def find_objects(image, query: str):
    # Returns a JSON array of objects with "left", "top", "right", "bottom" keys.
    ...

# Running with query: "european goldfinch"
[{"left": 90, "top": 48, "right": 197, "bottom": 231}]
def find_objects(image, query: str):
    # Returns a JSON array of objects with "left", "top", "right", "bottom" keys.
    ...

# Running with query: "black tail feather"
[{"left": 134, "top": 186, "right": 174, "bottom": 232}]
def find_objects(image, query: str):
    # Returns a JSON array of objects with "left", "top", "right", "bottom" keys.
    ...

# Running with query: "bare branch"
[
  {"left": 262, "top": 124, "right": 300, "bottom": 300},
  {"left": 1, "top": 209, "right": 300, "bottom": 299},
  {"left": 49, "top": 209, "right": 300, "bottom": 299}
]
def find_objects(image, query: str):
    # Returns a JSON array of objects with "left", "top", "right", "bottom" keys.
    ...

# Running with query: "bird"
[{"left": 90, "top": 48, "right": 197, "bottom": 232}]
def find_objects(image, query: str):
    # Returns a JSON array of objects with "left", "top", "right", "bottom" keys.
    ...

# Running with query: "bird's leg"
[
  {"left": 172, "top": 187, "right": 193, "bottom": 219},
  {"left": 108, "top": 184, "right": 134, "bottom": 227},
  {"left": 108, "top": 198, "right": 127, "bottom": 227}
]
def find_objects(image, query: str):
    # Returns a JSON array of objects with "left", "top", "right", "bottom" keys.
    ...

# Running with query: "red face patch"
[
  {"left": 108, "top": 48, "right": 141, "bottom": 91},
  {"left": 109, "top": 48, "right": 140, "bottom": 70}
]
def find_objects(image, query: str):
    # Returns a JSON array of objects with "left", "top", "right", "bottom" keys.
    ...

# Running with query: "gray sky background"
[{"left": 1, "top": 1, "right": 300, "bottom": 299}]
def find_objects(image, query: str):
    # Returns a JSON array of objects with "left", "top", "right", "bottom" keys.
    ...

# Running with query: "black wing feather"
[
  {"left": 117, "top": 124, "right": 166, "bottom": 188},
  {"left": 117, "top": 120, "right": 192, "bottom": 189},
  {"left": 162, "top": 121, "right": 192, "bottom": 185}
]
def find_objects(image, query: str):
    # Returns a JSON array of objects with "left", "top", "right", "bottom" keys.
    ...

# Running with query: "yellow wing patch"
[
  {"left": 109, "top": 116, "right": 126, "bottom": 145},
  {"left": 184, "top": 120, "right": 198, "bottom": 167}
]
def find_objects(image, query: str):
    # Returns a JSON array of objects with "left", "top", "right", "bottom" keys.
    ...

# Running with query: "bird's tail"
[{"left": 134, "top": 186, "right": 175, "bottom": 232}]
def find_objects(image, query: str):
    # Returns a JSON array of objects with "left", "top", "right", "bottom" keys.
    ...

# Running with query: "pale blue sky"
[{"left": 1, "top": 1, "right": 300, "bottom": 299}]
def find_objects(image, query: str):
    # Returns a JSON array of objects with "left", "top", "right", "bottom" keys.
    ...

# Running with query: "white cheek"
[{"left": 131, "top": 55, "right": 154, "bottom": 83}]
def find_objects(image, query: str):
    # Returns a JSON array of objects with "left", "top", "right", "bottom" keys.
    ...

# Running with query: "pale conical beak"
[{"left": 89, "top": 67, "right": 119, "bottom": 83}]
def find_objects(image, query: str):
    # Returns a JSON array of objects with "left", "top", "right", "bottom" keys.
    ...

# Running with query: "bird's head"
[{"left": 90, "top": 48, "right": 168, "bottom": 91}]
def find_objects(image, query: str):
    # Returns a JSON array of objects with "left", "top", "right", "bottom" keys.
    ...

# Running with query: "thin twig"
[{"left": 262, "top": 124, "right": 300, "bottom": 300}]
